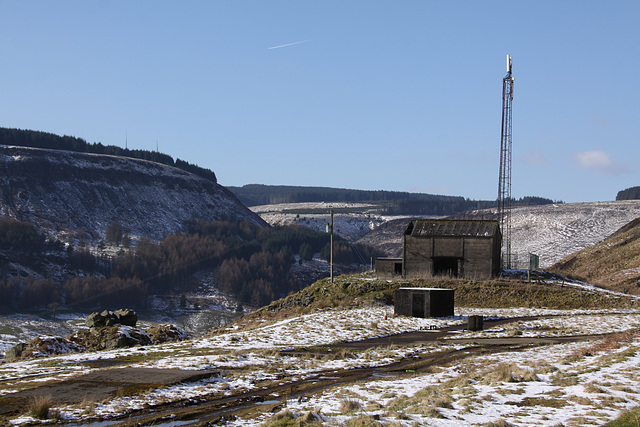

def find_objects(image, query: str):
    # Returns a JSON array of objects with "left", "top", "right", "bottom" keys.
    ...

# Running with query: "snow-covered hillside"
[
  {"left": 509, "top": 201, "right": 640, "bottom": 268},
  {"left": 250, "top": 202, "right": 395, "bottom": 242},
  {"left": 0, "top": 145, "right": 266, "bottom": 244}
]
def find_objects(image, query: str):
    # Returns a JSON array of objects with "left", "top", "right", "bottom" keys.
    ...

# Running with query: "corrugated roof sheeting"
[{"left": 407, "top": 219, "right": 499, "bottom": 238}]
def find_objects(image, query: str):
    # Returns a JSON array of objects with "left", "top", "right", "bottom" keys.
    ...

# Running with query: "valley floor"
[{"left": 1, "top": 292, "right": 640, "bottom": 426}]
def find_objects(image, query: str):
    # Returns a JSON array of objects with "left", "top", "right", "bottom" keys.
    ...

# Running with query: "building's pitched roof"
[{"left": 405, "top": 219, "right": 500, "bottom": 238}]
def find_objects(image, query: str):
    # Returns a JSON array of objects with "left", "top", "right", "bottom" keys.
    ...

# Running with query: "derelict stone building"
[{"left": 376, "top": 219, "right": 501, "bottom": 280}]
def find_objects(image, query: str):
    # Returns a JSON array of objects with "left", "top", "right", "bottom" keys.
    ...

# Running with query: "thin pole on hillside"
[{"left": 330, "top": 209, "right": 334, "bottom": 284}]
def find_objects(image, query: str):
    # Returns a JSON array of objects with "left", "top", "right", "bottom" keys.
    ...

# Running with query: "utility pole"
[
  {"left": 498, "top": 54, "right": 514, "bottom": 270},
  {"left": 329, "top": 209, "right": 334, "bottom": 284}
]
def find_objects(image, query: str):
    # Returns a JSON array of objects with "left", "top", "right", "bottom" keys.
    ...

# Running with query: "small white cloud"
[{"left": 574, "top": 150, "right": 625, "bottom": 175}]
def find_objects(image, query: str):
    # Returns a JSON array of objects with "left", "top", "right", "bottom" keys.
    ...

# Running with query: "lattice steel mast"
[{"left": 498, "top": 55, "right": 514, "bottom": 270}]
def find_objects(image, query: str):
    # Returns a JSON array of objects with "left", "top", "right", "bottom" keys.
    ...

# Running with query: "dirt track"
[{"left": 0, "top": 368, "right": 219, "bottom": 417}]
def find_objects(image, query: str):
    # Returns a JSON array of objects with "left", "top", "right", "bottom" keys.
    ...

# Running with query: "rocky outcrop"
[
  {"left": 4, "top": 311, "right": 188, "bottom": 360},
  {"left": 86, "top": 309, "right": 138, "bottom": 328},
  {"left": 71, "top": 326, "right": 152, "bottom": 351},
  {"left": 147, "top": 324, "right": 189, "bottom": 343},
  {"left": 5, "top": 336, "right": 86, "bottom": 360}
]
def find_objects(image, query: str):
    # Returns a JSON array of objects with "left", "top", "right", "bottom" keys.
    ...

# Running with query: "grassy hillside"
[
  {"left": 550, "top": 218, "right": 640, "bottom": 295},
  {"left": 229, "top": 273, "right": 637, "bottom": 332}
]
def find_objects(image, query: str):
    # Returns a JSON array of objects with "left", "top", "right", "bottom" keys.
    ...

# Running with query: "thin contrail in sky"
[{"left": 267, "top": 39, "right": 312, "bottom": 50}]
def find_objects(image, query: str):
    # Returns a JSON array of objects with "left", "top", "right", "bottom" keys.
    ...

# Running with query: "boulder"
[
  {"left": 101, "top": 310, "right": 119, "bottom": 326},
  {"left": 114, "top": 308, "right": 138, "bottom": 327},
  {"left": 102, "top": 326, "right": 151, "bottom": 350},
  {"left": 147, "top": 324, "right": 188, "bottom": 344},
  {"left": 86, "top": 309, "right": 138, "bottom": 328},
  {"left": 86, "top": 311, "right": 107, "bottom": 328},
  {"left": 4, "top": 342, "right": 27, "bottom": 361}
]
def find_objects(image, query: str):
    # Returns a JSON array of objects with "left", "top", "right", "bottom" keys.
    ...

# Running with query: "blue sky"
[{"left": 1, "top": 1, "right": 638, "bottom": 203}]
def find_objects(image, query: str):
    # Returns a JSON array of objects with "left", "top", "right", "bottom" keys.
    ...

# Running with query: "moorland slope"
[{"left": 551, "top": 218, "right": 640, "bottom": 295}]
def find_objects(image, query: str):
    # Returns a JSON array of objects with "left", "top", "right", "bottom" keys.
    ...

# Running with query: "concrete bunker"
[{"left": 394, "top": 287, "right": 454, "bottom": 318}]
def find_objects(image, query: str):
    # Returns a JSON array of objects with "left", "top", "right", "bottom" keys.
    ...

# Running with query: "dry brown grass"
[
  {"left": 584, "top": 382, "right": 606, "bottom": 394},
  {"left": 577, "top": 330, "right": 640, "bottom": 356},
  {"left": 483, "top": 420, "right": 512, "bottom": 427},
  {"left": 513, "top": 396, "right": 566, "bottom": 408},
  {"left": 262, "top": 408, "right": 295, "bottom": 426},
  {"left": 28, "top": 394, "right": 57, "bottom": 420},
  {"left": 78, "top": 395, "right": 97, "bottom": 415},
  {"left": 611, "top": 385, "right": 636, "bottom": 393},
  {"left": 601, "top": 395, "right": 628, "bottom": 405},
  {"left": 550, "top": 219, "right": 640, "bottom": 295},
  {"left": 569, "top": 395, "right": 593, "bottom": 406},
  {"left": 345, "top": 415, "right": 384, "bottom": 426},
  {"left": 481, "top": 363, "right": 538, "bottom": 384},
  {"left": 339, "top": 398, "right": 362, "bottom": 414},
  {"left": 552, "top": 375, "right": 580, "bottom": 387},
  {"left": 421, "top": 407, "right": 445, "bottom": 418}
]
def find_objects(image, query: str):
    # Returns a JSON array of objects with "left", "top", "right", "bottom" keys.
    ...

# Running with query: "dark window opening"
[
  {"left": 394, "top": 262, "right": 402, "bottom": 275},
  {"left": 433, "top": 257, "right": 460, "bottom": 277}
]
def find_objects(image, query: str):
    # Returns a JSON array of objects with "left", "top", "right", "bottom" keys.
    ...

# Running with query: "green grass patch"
[
  {"left": 604, "top": 405, "right": 640, "bottom": 426},
  {"left": 0, "top": 324, "right": 22, "bottom": 335}
]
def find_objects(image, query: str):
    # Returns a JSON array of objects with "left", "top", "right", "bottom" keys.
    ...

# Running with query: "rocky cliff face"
[{"left": 0, "top": 146, "right": 266, "bottom": 243}]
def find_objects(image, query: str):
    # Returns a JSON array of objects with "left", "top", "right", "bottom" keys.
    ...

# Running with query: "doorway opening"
[
  {"left": 433, "top": 257, "right": 460, "bottom": 277},
  {"left": 411, "top": 292, "right": 425, "bottom": 317},
  {"left": 394, "top": 262, "right": 402, "bottom": 275}
]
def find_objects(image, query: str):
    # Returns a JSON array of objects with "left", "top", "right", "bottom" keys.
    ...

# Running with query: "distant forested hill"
[
  {"left": 228, "top": 184, "right": 556, "bottom": 216},
  {"left": 228, "top": 184, "right": 464, "bottom": 205},
  {"left": 617, "top": 186, "right": 640, "bottom": 201},
  {"left": 0, "top": 127, "right": 217, "bottom": 183}
]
